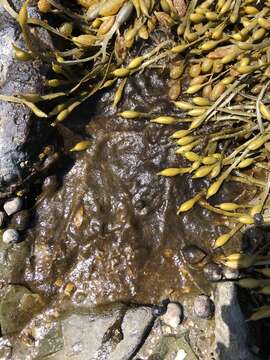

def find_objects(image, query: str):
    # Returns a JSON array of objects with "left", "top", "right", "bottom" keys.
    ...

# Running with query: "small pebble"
[
  {"left": 3, "top": 197, "right": 23, "bottom": 216},
  {"left": 223, "top": 266, "right": 239, "bottom": 280},
  {"left": 203, "top": 263, "right": 223, "bottom": 282},
  {"left": 175, "top": 349, "right": 188, "bottom": 360},
  {"left": 152, "top": 304, "right": 167, "bottom": 317},
  {"left": 193, "top": 295, "right": 214, "bottom": 319},
  {"left": 2, "top": 229, "right": 19, "bottom": 244},
  {"left": 182, "top": 245, "right": 206, "bottom": 264},
  {"left": 161, "top": 302, "right": 182, "bottom": 328},
  {"left": 0, "top": 211, "right": 5, "bottom": 228},
  {"left": 42, "top": 175, "right": 58, "bottom": 193},
  {"left": 11, "top": 210, "right": 31, "bottom": 231},
  {"left": 254, "top": 213, "right": 264, "bottom": 225}
]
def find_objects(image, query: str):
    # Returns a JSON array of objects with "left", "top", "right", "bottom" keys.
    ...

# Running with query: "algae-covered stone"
[
  {"left": 0, "top": 285, "right": 44, "bottom": 335},
  {"left": 0, "top": 240, "right": 29, "bottom": 283}
]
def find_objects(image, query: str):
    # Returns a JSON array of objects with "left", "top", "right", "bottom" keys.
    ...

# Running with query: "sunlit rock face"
[{"left": 0, "top": 0, "right": 53, "bottom": 194}]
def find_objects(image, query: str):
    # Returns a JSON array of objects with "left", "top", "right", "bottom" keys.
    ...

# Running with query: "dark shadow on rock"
[
  {"left": 215, "top": 224, "right": 270, "bottom": 360},
  {"left": 215, "top": 282, "right": 259, "bottom": 360}
]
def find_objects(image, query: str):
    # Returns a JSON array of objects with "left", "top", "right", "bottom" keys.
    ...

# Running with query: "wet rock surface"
[
  {"left": 49, "top": 306, "right": 127, "bottom": 360},
  {"left": 8, "top": 70, "right": 240, "bottom": 307},
  {"left": 0, "top": 60, "right": 252, "bottom": 358},
  {"left": 0, "top": 0, "right": 54, "bottom": 194},
  {"left": 0, "top": 9, "right": 261, "bottom": 358},
  {"left": 214, "top": 282, "right": 257, "bottom": 360}
]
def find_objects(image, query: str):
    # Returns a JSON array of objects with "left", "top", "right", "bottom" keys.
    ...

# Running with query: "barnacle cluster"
[{"left": 2, "top": 0, "right": 270, "bottom": 320}]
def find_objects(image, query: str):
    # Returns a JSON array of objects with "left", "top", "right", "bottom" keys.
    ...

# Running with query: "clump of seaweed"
[{"left": 3, "top": 0, "right": 270, "bottom": 320}]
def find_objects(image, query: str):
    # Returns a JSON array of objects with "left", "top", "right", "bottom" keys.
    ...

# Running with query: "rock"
[
  {"left": 0, "top": 285, "right": 43, "bottom": 335},
  {"left": 42, "top": 175, "right": 59, "bottom": 193},
  {"left": 203, "top": 263, "right": 222, "bottom": 282},
  {"left": 47, "top": 305, "right": 153, "bottom": 360},
  {"left": 223, "top": 266, "right": 239, "bottom": 280},
  {"left": 138, "top": 330, "right": 198, "bottom": 360},
  {"left": 254, "top": 213, "right": 263, "bottom": 225},
  {"left": 0, "top": 239, "right": 29, "bottom": 283},
  {"left": 193, "top": 295, "right": 214, "bottom": 319},
  {"left": 175, "top": 349, "right": 188, "bottom": 360},
  {"left": 2, "top": 228, "right": 19, "bottom": 244},
  {"left": 0, "top": 211, "right": 5, "bottom": 227},
  {"left": 0, "top": 0, "right": 54, "bottom": 195},
  {"left": 109, "top": 307, "right": 153, "bottom": 360},
  {"left": 16, "top": 68, "right": 233, "bottom": 307},
  {"left": 152, "top": 302, "right": 168, "bottom": 317},
  {"left": 3, "top": 197, "right": 23, "bottom": 216},
  {"left": 182, "top": 245, "right": 206, "bottom": 265},
  {"left": 31, "top": 320, "right": 63, "bottom": 360},
  {"left": 0, "top": 338, "right": 12, "bottom": 359},
  {"left": 161, "top": 303, "right": 182, "bottom": 328},
  {"left": 11, "top": 210, "right": 31, "bottom": 231},
  {"left": 214, "top": 282, "right": 256, "bottom": 360},
  {"left": 46, "top": 307, "right": 126, "bottom": 360}
]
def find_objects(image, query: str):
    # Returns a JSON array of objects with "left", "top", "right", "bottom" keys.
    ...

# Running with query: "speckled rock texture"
[{"left": 0, "top": 0, "right": 52, "bottom": 195}]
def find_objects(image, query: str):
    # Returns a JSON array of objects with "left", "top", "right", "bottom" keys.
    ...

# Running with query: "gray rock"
[
  {"left": 2, "top": 228, "right": 19, "bottom": 244},
  {"left": 109, "top": 307, "right": 153, "bottom": 360},
  {"left": 214, "top": 282, "right": 257, "bottom": 360},
  {"left": 48, "top": 306, "right": 126, "bottom": 360},
  {"left": 0, "top": 0, "right": 53, "bottom": 195},
  {"left": 193, "top": 295, "right": 214, "bottom": 319},
  {"left": 3, "top": 197, "right": 22, "bottom": 216}
]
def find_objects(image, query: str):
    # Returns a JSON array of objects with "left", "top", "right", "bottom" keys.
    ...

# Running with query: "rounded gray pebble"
[
  {"left": 3, "top": 197, "right": 23, "bottom": 216},
  {"left": 203, "top": 263, "right": 223, "bottom": 282},
  {"left": 2, "top": 229, "right": 19, "bottom": 244},
  {"left": 193, "top": 295, "right": 214, "bottom": 319}
]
